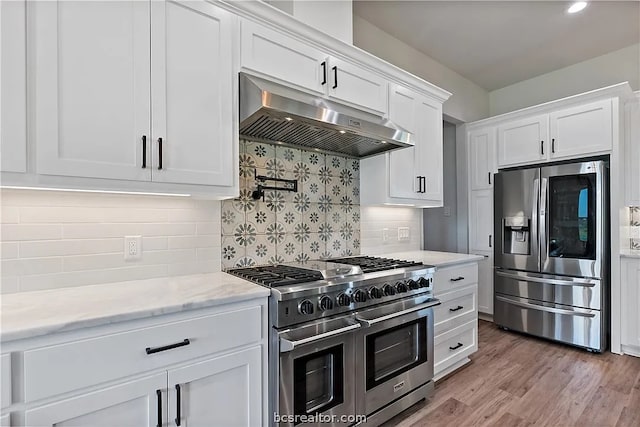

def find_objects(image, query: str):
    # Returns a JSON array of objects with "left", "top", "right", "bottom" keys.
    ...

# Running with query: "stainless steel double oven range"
[{"left": 229, "top": 256, "right": 439, "bottom": 426}]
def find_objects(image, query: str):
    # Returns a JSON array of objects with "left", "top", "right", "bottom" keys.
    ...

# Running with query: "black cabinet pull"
[
  {"left": 421, "top": 176, "right": 426, "bottom": 193},
  {"left": 450, "top": 276, "right": 465, "bottom": 282},
  {"left": 175, "top": 384, "right": 181, "bottom": 426},
  {"left": 321, "top": 61, "right": 327, "bottom": 85},
  {"left": 142, "top": 135, "right": 147, "bottom": 169},
  {"left": 416, "top": 176, "right": 421, "bottom": 193},
  {"left": 156, "top": 389, "right": 162, "bottom": 427},
  {"left": 489, "top": 234, "right": 492, "bottom": 248},
  {"left": 488, "top": 172, "right": 491, "bottom": 185},
  {"left": 552, "top": 138, "right": 555, "bottom": 153},
  {"left": 541, "top": 140, "right": 544, "bottom": 155},
  {"left": 158, "top": 137, "right": 163, "bottom": 170},
  {"left": 449, "top": 342, "right": 463, "bottom": 351},
  {"left": 449, "top": 305, "right": 464, "bottom": 312},
  {"left": 146, "top": 339, "right": 190, "bottom": 355},
  {"left": 332, "top": 66, "right": 338, "bottom": 89}
]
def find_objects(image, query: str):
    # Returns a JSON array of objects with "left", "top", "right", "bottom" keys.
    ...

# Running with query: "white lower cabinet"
[
  {"left": 432, "top": 262, "right": 479, "bottom": 380},
  {"left": 24, "top": 373, "right": 166, "bottom": 427},
  {"left": 621, "top": 258, "right": 640, "bottom": 357},
  {"left": 0, "top": 413, "right": 8, "bottom": 426},
  {"left": 475, "top": 252, "right": 494, "bottom": 315}
]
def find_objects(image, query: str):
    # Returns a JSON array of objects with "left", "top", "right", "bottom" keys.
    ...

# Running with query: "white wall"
[
  {"left": 490, "top": 44, "right": 640, "bottom": 115},
  {"left": 353, "top": 16, "right": 490, "bottom": 123},
  {"left": 360, "top": 206, "right": 422, "bottom": 255},
  {"left": 423, "top": 122, "right": 458, "bottom": 252},
  {"left": 0, "top": 190, "right": 221, "bottom": 294}
]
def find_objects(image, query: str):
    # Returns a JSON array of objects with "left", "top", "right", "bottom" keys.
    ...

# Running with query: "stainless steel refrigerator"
[{"left": 493, "top": 159, "right": 608, "bottom": 352}]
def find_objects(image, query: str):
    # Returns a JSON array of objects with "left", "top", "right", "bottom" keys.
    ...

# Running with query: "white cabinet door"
[
  {"left": 1, "top": 0, "right": 27, "bottom": 173},
  {"left": 622, "top": 259, "right": 640, "bottom": 351},
  {"left": 415, "top": 95, "right": 443, "bottom": 202},
  {"left": 469, "top": 127, "right": 496, "bottom": 191},
  {"left": 327, "top": 57, "right": 388, "bottom": 115},
  {"left": 473, "top": 252, "right": 493, "bottom": 315},
  {"left": 24, "top": 374, "right": 166, "bottom": 427},
  {"left": 497, "top": 115, "right": 548, "bottom": 167},
  {"left": 549, "top": 99, "right": 612, "bottom": 160},
  {"left": 625, "top": 96, "right": 640, "bottom": 206},
  {"left": 240, "top": 19, "right": 326, "bottom": 95},
  {"left": 388, "top": 85, "right": 420, "bottom": 199},
  {"left": 0, "top": 413, "right": 8, "bottom": 426},
  {"left": 168, "top": 346, "right": 262, "bottom": 427},
  {"left": 32, "top": 0, "right": 151, "bottom": 181},
  {"left": 151, "top": 0, "right": 235, "bottom": 186},
  {"left": 469, "top": 189, "right": 493, "bottom": 253}
]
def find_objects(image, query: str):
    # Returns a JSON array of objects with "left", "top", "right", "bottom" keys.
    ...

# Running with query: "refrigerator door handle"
[
  {"left": 495, "top": 270, "right": 597, "bottom": 287},
  {"left": 532, "top": 177, "right": 539, "bottom": 267},
  {"left": 496, "top": 295, "right": 596, "bottom": 318},
  {"left": 539, "top": 177, "right": 548, "bottom": 269}
]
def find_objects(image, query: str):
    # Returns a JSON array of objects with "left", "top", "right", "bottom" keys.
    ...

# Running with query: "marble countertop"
[
  {"left": 1, "top": 272, "right": 269, "bottom": 342},
  {"left": 620, "top": 249, "right": 640, "bottom": 259},
  {"left": 375, "top": 250, "right": 485, "bottom": 268}
]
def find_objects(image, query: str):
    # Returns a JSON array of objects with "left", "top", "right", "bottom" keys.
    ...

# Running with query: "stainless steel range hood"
[{"left": 239, "top": 73, "right": 413, "bottom": 158}]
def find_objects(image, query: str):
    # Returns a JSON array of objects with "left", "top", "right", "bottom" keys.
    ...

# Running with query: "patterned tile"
[
  {"left": 326, "top": 154, "right": 346, "bottom": 172},
  {"left": 302, "top": 150, "right": 325, "bottom": 174},
  {"left": 305, "top": 233, "right": 325, "bottom": 259},
  {"left": 327, "top": 237, "right": 344, "bottom": 258},
  {"left": 265, "top": 221, "right": 286, "bottom": 246},
  {"left": 293, "top": 192, "right": 312, "bottom": 215},
  {"left": 328, "top": 182, "right": 346, "bottom": 199},
  {"left": 221, "top": 235, "right": 245, "bottom": 269},
  {"left": 278, "top": 203, "right": 301, "bottom": 234},
  {"left": 329, "top": 209, "right": 346, "bottom": 227},
  {"left": 279, "top": 234, "right": 301, "bottom": 263},
  {"left": 245, "top": 140, "right": 275, "bottom": 170},
  {"left": 246, "top": 200, "right": 275, "bottom": 234},
  {"left": 303, "top": 174, "right": 324, "bottom": 203},
  {"left": 221, "top": 199, "right": 244, "bottom": 236},
  {"left": 303, "top": 203, "right": 325, "bottom": 233},
  {"left": 249, "top": 234, "right": 276, "bottom": 266},
  {"left": 276, "top": 145, "right": 301, "bottom": 173},
  {"left": 346, "top": 228, "right": 361, "bottom": 255}
]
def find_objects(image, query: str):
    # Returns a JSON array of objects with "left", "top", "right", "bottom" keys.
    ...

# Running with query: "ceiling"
[{"left": 353, "top": 1, "right": 640, "bottom": 91}]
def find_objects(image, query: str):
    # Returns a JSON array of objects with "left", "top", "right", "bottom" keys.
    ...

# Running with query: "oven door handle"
[
  {"left": 279, "top": 323, "right": 361, "bottom": 353},
  {"left": 356, "top": 300, "right": 441, "bottom": 327}
]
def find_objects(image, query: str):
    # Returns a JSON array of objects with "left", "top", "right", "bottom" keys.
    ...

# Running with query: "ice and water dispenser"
[{"left": 502, "top": 217, "right": 531, "bottom": 255}]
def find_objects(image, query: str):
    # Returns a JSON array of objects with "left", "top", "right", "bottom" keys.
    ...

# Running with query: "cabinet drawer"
[
  {"left": 434, "top": 284, "right": 477, "bottom": 335},
  {"left": 1, "top": 354, "right": 10, "bottom": 409},
  {"left": 24, "top": 305, "right": 262, "bottom": 402},
  {"left": 434, "top": 320, "right": 477, "bottom": 374},
  {"left": 434, "top": 263, "right": 478, "bottom": 294}
]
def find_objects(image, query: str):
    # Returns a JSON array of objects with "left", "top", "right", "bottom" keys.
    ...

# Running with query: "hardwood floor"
[{"left": 383, "top": 320, "right": 640, "bottom": 427}]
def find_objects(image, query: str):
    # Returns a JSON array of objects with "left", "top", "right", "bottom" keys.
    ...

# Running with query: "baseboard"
[
  {"left": 621, "top": 344, "right": 640, "bottom": 358},
  {"left": 434, "top": 357, "right": 471, "bottom": 382},
  {"left": 478, "top": 312, "right": 494, "bottom": 322}
]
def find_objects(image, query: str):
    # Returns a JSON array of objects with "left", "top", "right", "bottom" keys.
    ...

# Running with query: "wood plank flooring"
[{"left": 382, "top": 320, "right": 640, "bottom": 427}]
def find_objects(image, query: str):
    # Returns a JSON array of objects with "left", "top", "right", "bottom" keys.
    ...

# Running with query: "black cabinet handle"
[
  {"left": 489, "top": 235, "right": 492, "bottom": 248},
  {"left": 321, "top": 61, "right": 327, "bottom": 85},
  {"left": 541, "top": 140, "right": 544, "bottom": 155},
  {"left": 488, "top": 172, "right": 491, "bottom": 185},
  {"left": 156, "top": 389, "right": 162, "bottom": 427},
  {"left": 332, "top": 66, "right": 338, "bottom": 89},
  {"left": 142, "top": 135, "right": 147, "bottom": 169},
  {"left": 449, "top": 342, "right": 463, "bottom": 351},
  {"left": 416, "top": 176, "right": 421, "bottom": 193},
  {"left": 450, "top": 276, "right": 465, "bottom": 282},
  {"left": 158, "top": 137, "right": 163, "bottom": 170},
  {"left": 421, "top": 176, "right": 426, "bottom": 193},
  {"left": 146, "top": 339, "right": 190, "bottom": 355},
  {"left": 175, "top": 384, "right": 181, "bottom": 426},
  {"left": 449, "top": 305, "right": 464, "bottom": 312},
  {"left": 552, "top": 138, "right": 555, "bottom": 153}
]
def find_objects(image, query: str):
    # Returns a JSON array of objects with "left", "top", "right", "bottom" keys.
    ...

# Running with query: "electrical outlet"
[
  {"left": 382, "top": 228, "right": 390, "bottom": 243},
  {"left": 398, "top": 227, "right": 410, "bottom": 241},
  {"left": 124, "top": 235, "right": 142, "bottom": 261}
]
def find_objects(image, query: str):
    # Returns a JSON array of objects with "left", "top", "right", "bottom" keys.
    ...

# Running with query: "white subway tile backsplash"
[
  {"left": 1, "top": 189, "right": 222, "bottom": 294},
  {"left": 360, "top": 206, "right": 422, "bottom": 255}
]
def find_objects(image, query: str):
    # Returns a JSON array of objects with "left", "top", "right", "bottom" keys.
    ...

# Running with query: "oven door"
[
  {"left": 355, "top": 296, "right": 439, "bottom": 416},
  {"left": 278, "top": 316, "right": 360, "bottom": 426}
]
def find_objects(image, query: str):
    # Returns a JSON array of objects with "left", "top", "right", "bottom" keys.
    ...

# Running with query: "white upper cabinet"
[
  {"left": 1, "top": 0, "right": 27, "bottom": 173},
  {"left": 151, "top": 0, "right": 235, "bottom": 186},
  {"left": 469, "top": 189, "right": 493, "bottom": 253},
  {"left": 388, "top": 85, "right": 420, "bottom": 199},
  {"left": 624, "top": 95, "right": 640, "bottom": 206},
  {"left": 549, "top": 99, "right": 612, "bottom": 160},
  {"left": 32, "top": 0, "right": 152, "bottom": 181},
  {"left": 468, "top": 127, "right": 496, "bottom": 191},
  {"left": 415, "top": 95, "right": 444, "bottom": 201},
  {"left": 240, "top": 19, "right": 388, "bottom": 115},
  {"left": 497, "top": 115, "right": 548, "bottom": 168}
]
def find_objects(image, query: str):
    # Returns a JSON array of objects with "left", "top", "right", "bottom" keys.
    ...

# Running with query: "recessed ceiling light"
[
  {"left": 381, "top": 140, "right": 387, "bottom": 144},
  {"left": 339, "top": 130, "right": 346, "bottom": 134},
  {"left": 284, "top": 117, "right": 293, "bottom": 121},
  {"left": 567, "top": 1, "right": 587, "bottom": 14}
]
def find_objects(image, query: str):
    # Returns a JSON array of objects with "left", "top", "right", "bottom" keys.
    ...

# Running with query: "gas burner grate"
[
  {"left": 327, "top": 256, "right": 423, "bottom": 273},
  {"left": 227, "top": 265, "right": 324, "bottom": 287}
]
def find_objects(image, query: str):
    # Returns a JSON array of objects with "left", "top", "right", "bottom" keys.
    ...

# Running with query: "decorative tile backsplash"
[
  {"left": 630, "top": 207, "right": 640, "bottom": 249},
  {"left": 221, "top": 140, "right": 360, "bottom": 269}
]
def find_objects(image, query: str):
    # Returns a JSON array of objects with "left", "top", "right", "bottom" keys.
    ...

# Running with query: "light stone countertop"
[
  {"left": 620, "top": 249, "right": 640, "bottom": 259},
  {"left": 375, "top": 250, "right": 486, "bottom": 268},
  {"left": 1, "top": 272, "right": 269, "bottom": 342}
]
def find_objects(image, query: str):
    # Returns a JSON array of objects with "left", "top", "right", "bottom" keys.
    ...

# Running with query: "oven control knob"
[
  {"left": 382, "top": 284, "right": 396, "bottom": 296},
  {"left": 298, "top": 299, "right": 314, "bottom": 315},
  {"left": 407, "top": 279, "right": 419, "bottom": 290},
  {"left": 336, "top": 293, "right": 351, "bottom": 307},
  {"left": 319, "top": 295, "right": 334, "bottom": 311},
  {"left": 418, "top": 277, "right": 430, "bottom": 288},
  {"left": 368, "top": 286, "right": 383, "bottom": 299},
  {"left": 352, "top": 289, "right": 368, "bottom": 303},
  {"left": 395, "top": 281, "right": 408, "bottom": 293}
]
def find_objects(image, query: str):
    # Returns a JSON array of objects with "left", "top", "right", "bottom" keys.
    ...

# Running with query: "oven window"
[
  {"left": 293, "top": 345, "right": 344, "bottom": 420},
  {"left": 548, "top": 174, "right": 596, "bottom": 260},
  {"left": 366, "top": 319, "right": 427, "bottom": 390}
]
